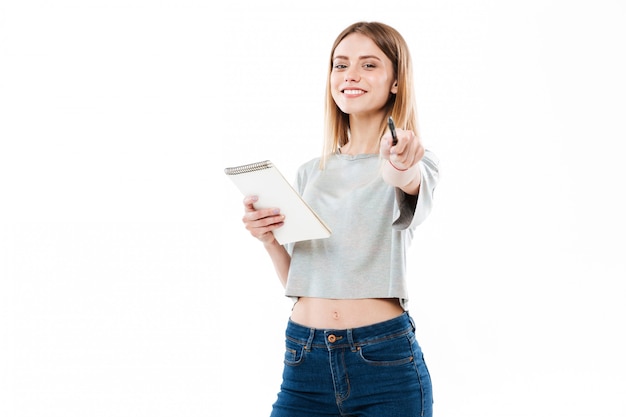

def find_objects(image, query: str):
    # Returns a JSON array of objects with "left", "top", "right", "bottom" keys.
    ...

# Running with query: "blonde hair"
[{"left": 321, "top": 21, "right": 419, "bottom": 168}]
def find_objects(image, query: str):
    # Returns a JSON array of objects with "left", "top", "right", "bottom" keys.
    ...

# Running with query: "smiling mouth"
[{"left": 342, "top": 89, "right": 366, "bottom": 95}]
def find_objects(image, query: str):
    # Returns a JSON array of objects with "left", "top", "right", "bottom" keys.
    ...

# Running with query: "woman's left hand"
[{"left": 379, "top": 128, "right": 424, "bottom": 171}]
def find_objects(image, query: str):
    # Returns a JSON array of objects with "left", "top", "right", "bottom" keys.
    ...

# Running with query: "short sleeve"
[
  {"left": 286, "top": 158, "right": 320, "bottom": 254},
  {"left": 392, "top": 149, "right": 440, "bottom": 230}
]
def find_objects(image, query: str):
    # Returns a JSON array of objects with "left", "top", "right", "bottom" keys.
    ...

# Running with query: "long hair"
[{"left": 321, "top": 21, "right": 418, "bottom": 168}]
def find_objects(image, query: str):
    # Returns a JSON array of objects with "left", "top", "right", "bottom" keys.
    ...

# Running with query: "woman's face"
[{"left": 330, "top": 33, "right": 397, "bottom": 118}]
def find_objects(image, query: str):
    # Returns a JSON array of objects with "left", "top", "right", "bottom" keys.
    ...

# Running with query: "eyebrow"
[{"left": 332, "top": 55, "right": 383, "bottom": 62}]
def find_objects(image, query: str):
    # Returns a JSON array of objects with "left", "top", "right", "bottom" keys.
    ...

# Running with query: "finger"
[
  {"left": 253, "top": 216, "right": 285, "bottom": 231},
  {"left": 243, "top": 207, "right": 282, "bottom": 223},
  {"left": 243, "top": 195, "right": 259, "bottom": 211},
  {"left": 253, "top": 221, "right": 284, "bottom": 242},
  {"left": 394, "top": 131, "right": 419, "bottom": 159},
  {"left": 384, "top": 133, "right": 395, "bottom": 147},
  {"left": 246, "top": 216, "right": 285, "bottom": 238},
  {"left": 391, "top": 132, "right": 409, "bottom": 155},
  {"left": 414, "top": 144, "right": 425, "bottom": 162},
  {"left": 390, "top": 153, "right": 408, "bottom": 170},
  {"left": 391, "top": 143, "right": 408, "bottom": 163},
  {"left": 404, "top": 145, "right": 424, "bottom": 168},
  {"left": 403, "top": 152, "right": 416, "bottom": 168}
]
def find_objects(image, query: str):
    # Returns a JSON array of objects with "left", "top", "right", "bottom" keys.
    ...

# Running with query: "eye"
[
  {"left": 333, "top": 63, "right": 347, "bottom": 70},
  {"left": 363, "top": 63, "right": 376, "bottom": 69}
]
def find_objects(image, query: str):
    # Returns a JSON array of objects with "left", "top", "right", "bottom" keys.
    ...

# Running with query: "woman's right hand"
[{"left": 242, "top": 195, "right": 285, "bottom": 244}]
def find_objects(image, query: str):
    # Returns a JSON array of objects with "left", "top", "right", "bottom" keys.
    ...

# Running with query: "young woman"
[{"left": 242, "top": 21, "right": 439, "bottom": 417}]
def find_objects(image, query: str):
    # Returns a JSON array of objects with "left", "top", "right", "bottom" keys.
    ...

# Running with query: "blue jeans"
[{"left": 270, "top": 312, "right": 433, "bottom": 417}]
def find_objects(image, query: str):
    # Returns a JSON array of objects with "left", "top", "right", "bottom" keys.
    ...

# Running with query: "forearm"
[
  {"left": 263, "top": 239, "right": 291, "bottom": 288},
  {"left": 381, "top": 160, "right": 422, "bottom": 195}
]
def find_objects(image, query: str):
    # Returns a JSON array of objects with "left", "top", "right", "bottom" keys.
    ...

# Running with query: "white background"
[{"left": 1, "top": 0, "right": 625, "bottom": 416}]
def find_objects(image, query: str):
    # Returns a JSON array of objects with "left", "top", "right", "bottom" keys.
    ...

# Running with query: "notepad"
[{"left": 224, "top": 160, "right": 331, "bottom": 245}]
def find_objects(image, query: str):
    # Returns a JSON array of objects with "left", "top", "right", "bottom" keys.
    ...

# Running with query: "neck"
[{"left": 342, "top": 113, "right": 385, "bottom": 155}]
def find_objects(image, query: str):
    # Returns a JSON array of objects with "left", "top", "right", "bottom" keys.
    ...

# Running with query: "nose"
[{"left": 344, "top": 67, "right": 360, "bottom": 82}]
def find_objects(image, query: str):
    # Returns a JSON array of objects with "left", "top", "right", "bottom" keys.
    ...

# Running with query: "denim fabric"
[{"left": 270, "top": 312, "right": 433, "bottom": 417}]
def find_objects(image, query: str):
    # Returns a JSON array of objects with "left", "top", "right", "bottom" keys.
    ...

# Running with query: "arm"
[
  {"left": 381, "top": 159, "right": 421, "bottom": 195},
  {"left": 242, "top": 195, "right": 291, "bottom": 287},
  {"left": 262, "top": 240, "right": 291, "bottom": 288}
]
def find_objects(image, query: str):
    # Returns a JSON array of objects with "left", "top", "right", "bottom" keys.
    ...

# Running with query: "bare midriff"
[{"left": 290, "top": 297, "right": 404, "bottom": 329}]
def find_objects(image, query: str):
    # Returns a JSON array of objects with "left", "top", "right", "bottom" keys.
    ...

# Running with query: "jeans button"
[{"left": 327, "top": 334, "right": 336, "bottom": 343}]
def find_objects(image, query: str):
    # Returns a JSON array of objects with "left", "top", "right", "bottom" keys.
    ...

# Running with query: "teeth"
[{"left": 344, "top": 89, "right": 364, "bottom": 95}]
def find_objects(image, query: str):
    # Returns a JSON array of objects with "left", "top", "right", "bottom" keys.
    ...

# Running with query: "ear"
[{"left": 391, "top": 80, "right": 398, "bottom": 94}]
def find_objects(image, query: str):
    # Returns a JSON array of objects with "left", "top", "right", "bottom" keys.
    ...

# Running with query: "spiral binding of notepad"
[{"left": 224, "top": 160, "right": 273, "bottom": 175}]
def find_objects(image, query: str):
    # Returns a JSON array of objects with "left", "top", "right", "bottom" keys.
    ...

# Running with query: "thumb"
[{"left": 243, "top": 195, "right": 259, "bottom": 212}]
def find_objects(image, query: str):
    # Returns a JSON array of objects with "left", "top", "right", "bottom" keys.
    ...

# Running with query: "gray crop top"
[{"left": 285, "top": 150, "right": 439, "bottom": 310}]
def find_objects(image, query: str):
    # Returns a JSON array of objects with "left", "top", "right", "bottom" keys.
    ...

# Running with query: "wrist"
[
  {"left": 263, "top": 236, "right": 281, "bottom": 248},
  {"left": 383, "top": 159, "right": 420, "bottom": 188}
]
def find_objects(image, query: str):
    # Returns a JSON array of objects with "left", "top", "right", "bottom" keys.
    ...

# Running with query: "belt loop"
[
  {"left": 347, "top": 328, "right": 356, "bottom": 352},
  {"left": 408, "top": 313, "right": 416, "bottom": 332},
  {"left": 305, "top": 328, "right": 315, "bottom": 351}
]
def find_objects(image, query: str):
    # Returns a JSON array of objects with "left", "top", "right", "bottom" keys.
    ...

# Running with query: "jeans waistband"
[{"left": 286, "top": 312, "right": 415, "bottom": 350}]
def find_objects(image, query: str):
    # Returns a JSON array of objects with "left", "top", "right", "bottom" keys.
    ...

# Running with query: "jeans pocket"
[
  {"left": 358, "top": 335, "right": 414, "bottom": 366},
  {"left": 284, "top": 338, "right": 305, "bottom": 366}
]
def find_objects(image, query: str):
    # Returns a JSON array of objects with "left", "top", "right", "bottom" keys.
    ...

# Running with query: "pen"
[{"left": 387, "top": 116, "right": 398, "bottom": 146}]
